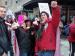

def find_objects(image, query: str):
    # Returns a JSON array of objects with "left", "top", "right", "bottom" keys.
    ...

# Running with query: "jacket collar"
[{"left": 0, "top": 17, "right": 5, "bottom": 23}]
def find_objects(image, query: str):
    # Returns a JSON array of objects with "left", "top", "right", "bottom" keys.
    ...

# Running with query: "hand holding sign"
[{"left": 51, "top": 1, "right": 58, "bottom": 8}]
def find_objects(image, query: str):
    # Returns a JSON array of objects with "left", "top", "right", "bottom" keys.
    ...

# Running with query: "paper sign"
[{"left": 38, "top": 3, "right": 52, "bottom": 18}]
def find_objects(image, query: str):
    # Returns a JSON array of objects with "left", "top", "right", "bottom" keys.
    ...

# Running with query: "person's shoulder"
[
  {"left": 69, "top": 23, "right": 75, "bottom": 29},
  {"left": 70, "top": 23, "right": 75, "bottom": 26}
]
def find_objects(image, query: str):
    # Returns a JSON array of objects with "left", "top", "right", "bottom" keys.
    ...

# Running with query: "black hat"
[{"left": 24, "top": 19, "right": 32, "bottom": 23}]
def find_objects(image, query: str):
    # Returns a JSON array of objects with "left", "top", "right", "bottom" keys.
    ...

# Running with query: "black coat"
[
  {"left": 15, "top": 27, "right": 36, "bottom": 52},
  {"left": 0, "top": 18, "right": 9, "bottom": 55}
]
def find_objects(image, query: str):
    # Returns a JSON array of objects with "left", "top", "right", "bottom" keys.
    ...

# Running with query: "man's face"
[{"left": 0, "top": 7, "right": 6, "bottom": 18}]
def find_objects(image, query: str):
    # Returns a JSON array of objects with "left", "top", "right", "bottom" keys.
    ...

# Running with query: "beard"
[{"left": 0, "top": 15, "right": 5, "bottom": 19}]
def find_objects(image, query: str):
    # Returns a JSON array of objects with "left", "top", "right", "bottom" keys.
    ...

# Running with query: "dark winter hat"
[{"left": 24, "top": 19, "right": 32, "bottom": 23}]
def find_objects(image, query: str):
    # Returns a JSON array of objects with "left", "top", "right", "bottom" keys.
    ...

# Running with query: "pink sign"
[{"left": 18, "top": 15, "right": 24, "bottom": 26}]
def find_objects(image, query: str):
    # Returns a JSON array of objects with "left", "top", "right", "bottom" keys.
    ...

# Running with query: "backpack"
[{"left": 63, "top": 25, "right": 69, "bottom": 36}]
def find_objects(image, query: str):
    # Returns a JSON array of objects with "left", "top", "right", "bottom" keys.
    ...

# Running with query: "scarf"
[{"left": 36, "top": 23, "right": 48, "bottom": 39}]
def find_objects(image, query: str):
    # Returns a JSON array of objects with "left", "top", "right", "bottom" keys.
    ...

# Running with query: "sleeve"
[
  {"left": 51, "top": 6, "right": 60, "bottom": 28},
  {"left": 35, "top": 40, "right": 39, "bottom": 53},
  {"left": 0, "top": 46, "right": 4, "bottom": 55}
]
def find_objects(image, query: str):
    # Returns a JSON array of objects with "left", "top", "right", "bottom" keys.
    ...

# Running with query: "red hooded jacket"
[{"left": 35, "top": 6, "right": 60, "bottom": 52}]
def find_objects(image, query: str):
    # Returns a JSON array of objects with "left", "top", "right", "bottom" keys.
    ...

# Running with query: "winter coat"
[
  {"left": 15, "top": 27, "right": 36, "bottom": 52},
  {"left": 68, "top": 24, "right": 75, "bottom": 42},
  {"left": 0, "top": 18, "right": 9, "bottom": 55},
  {"left": 35, "top": 6, "right": 60, "bottom": 52}
]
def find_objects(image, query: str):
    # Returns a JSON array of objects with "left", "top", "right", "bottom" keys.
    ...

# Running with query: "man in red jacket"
[{"left": 35, "top": 1, "right": 60, "bottom": 56}]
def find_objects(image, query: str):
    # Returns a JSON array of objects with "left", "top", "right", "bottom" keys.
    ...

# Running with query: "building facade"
[
  {"left": 0, "top": 0, "right": 31, "bottom": 12},
  {"left": 0, "top": 0, "right": 7, "bottom": 6},
  {"left": 23, "top": 0, "right": 75, "bottom": 24}
]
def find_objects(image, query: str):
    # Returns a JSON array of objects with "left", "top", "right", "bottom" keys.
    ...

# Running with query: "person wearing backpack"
[{"left": 68, "top": 18, "right": 75, "bottom": 56}]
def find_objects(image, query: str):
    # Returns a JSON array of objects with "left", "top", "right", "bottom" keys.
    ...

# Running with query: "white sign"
[{"left": 38, "top": 3, "right": 52, "bottom": 18}]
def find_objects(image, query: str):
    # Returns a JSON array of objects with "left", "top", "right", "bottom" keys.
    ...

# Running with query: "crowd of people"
[{"left": 1, "top": 1, "right": 75, "bottom": 56}]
